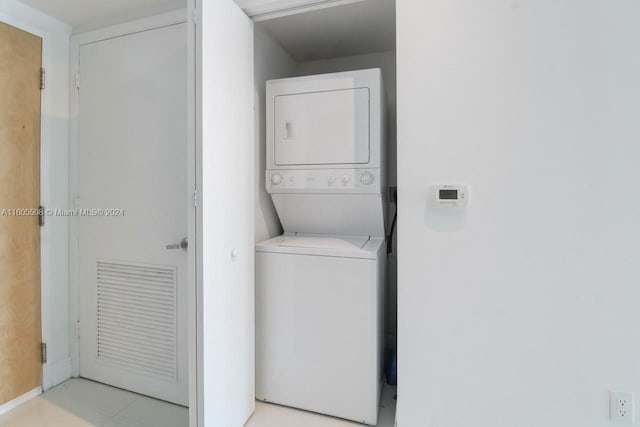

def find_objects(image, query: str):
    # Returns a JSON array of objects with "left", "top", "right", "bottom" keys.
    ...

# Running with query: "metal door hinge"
[
  {"left": 75, "top": 72, "right": 80, "bottom": 89},
  {"left": 40, "top": 68, "right": 45, "bottom": 90},
  {"left": 193, "top": 189, "right": 198, "bottom": 207},
  {"left": 41, "top": 342, "right": 47, "bottom": 364},
  {"left": 39, "top": 205, "right": 45, "bottom": 226}
]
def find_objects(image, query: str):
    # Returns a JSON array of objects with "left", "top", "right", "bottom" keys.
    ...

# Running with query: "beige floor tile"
[
  {"left": 246, "top": 385, "right": 396, "bottom": 427},
  {"left": 0, "top": 379, "right": 395, "bottom": 427},
  {"left": 42, "top": 378, "right": 140, "bottom": 426},
  {"left": 103, "top": 395, "right": 188, "bottom": 427},
  {"left": 0, "top": 397, "right": 94, "bottom": 427}
]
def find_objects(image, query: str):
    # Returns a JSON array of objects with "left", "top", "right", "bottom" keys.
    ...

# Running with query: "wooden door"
[{"left": 0, "top": 21, "right": 42, "bottom": 405}]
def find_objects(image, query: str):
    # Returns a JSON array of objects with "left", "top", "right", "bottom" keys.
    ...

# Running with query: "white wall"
[
  {"left": 0, "top": 0, "right": 72, "bottom": 391},
  {"left": 297, "top": 51, "right": 398, "bottom": 349},
  {"left": 254, "top": 26, "right": 297, "bottom": 243},
  {"left": 397, "top": 1, "right": 640, "bottom": 426}
]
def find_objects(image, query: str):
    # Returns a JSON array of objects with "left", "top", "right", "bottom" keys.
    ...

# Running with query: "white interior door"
[
  {"left": 78, "top": 23, "right": 188, "bottom": 406},
  {"left": 196, "top": 1, "right": 255, "bottom": 426}
]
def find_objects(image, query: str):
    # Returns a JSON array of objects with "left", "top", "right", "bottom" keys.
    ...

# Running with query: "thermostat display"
[
  {"left": 429, "top": 184, "right": 469, "bottom": 208},
  {"left": 439, "top": 189, "right": 458, "bottom": 200}
]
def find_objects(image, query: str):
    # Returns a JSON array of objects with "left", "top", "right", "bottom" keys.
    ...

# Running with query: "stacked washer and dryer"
[{"left": 255, "top": 69, "right": 387, "bottom": 425}]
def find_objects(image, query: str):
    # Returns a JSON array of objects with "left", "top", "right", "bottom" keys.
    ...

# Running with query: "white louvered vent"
[{"left": 96, "top": 260, "right": 177, "bottom": 381}]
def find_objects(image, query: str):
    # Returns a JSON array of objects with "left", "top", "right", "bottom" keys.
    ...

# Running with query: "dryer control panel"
[{"left": 266, "top": 168, "right": 381, "bottom": 194}]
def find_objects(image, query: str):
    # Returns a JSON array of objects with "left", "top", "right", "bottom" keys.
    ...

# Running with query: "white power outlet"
[{"left": 610, "top": 391, "right": 635, "bottom": 423}]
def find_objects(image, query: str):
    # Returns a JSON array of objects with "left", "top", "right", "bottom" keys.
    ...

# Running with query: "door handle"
[{"left": 166, "top": 237, "right": 188, "bottom": 250}]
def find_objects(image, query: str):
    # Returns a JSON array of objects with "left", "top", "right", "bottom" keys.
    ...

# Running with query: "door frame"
[
  {"left": 68, "top": 8, "right": 198, "bottom": 425},
  {"left": 0, "top": 9, "right": 66, "bottom": 394}
]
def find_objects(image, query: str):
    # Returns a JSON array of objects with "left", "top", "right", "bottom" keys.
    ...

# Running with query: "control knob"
[
  {"left": 271, "top": 173, "right": 282, "bottom": 185},
  {"left": 341, "top": 174, "right": 350, "bottom": 185},
  {"left": 360, "top": 171, "right": 374, "bottom": 185}
]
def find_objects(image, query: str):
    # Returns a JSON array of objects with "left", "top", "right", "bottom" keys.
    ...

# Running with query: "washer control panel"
[{"left": 267, "top": 169, "right": 381, "bottom": 194}]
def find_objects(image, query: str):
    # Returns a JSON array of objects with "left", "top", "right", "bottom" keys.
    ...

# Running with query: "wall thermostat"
[{"left": 429, "top": 184, "right": 469, "bottom": 208}]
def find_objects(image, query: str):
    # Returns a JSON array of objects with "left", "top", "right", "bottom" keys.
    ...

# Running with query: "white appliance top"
[
  {"left": 276, "top": 235, "right": 369, "bottom": 250},
  {"left": 256, "top": 234, "right": 383, "bottom": 260}
]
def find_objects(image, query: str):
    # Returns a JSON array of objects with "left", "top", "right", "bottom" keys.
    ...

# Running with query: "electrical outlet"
[{"left": 610, "top": 391, "right": 635, "bottom": 423}]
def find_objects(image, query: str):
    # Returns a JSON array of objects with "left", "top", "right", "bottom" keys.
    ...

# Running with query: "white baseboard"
[
  {"left": 0, "top": 387, "right": 42, "bottom": 417},
  {"left": 42, "top": 357, "right": 72, "bottom": 391}
]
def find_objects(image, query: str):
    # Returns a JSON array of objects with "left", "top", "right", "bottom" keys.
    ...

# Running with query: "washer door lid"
[{"left": 275, "top": 235, "right": 369, "bottom": 251}]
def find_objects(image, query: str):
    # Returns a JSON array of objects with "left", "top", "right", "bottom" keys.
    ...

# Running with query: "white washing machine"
[
  {"left": 255, "top": 234, "right": 384, "bottom": 425},
  {"left": 256, "top": 69, "right": 386, "bottom": 425}
]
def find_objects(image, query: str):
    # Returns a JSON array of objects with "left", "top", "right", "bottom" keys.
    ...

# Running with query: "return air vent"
[{"left": 96, "top": 260, "right": 177, "bottom": 381}]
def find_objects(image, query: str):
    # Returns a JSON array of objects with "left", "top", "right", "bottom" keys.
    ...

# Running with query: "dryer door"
[{"left": 274, "top": 88, "right": 370, "bottom": 165}]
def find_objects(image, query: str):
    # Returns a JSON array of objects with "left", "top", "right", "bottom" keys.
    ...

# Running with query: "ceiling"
[
  {"left": 235, "top": 0, "right": 364, "bottom": 18},
  {"left": 17, "top": 0, "right": 394, "bottom": 59},
  {"left": 18, "top": 0, "right": 186, "bottom": 32},
  {"left": 18, "top": 0, "right": 354, "bottom": 30},
  {"left": 257, "top": 0, "right": 395, "bottom": 62}
]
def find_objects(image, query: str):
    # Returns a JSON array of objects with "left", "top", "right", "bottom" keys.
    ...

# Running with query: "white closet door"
[
  {"left": 196, "top": 0, "right": 255, "bottom": 426},
  {"left": 78, "top": 23, "right": 188, "bottom": 405}
]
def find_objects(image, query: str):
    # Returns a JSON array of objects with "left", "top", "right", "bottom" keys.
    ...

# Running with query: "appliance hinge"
[
  {"left": 41, "top": 342, "right": 47, "bottom": 364},
  {"left": 75, "top": 72, "right": 80, "bottom": 89},
  {"left": 39, "top": 205, "right": 45, "bottom": 226},
  {"left": 75, "top": 321, "right": 80, "bottom": 339},
  {"left": 193, "top": 189, "right": 198, "bottom": 207},
  {"left": 40, "top": 67, "right": 45, "bottom": 90}
]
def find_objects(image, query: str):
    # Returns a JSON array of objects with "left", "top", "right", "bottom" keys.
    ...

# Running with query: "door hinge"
[
  {"left": 39, "top": 205, "right": 45, "bottom": 226},
  {"left": 193, "top": 189, "right": 198, "bottom": 207},
  {"left": 41, "top": 342, "right": 47, "bottom": 364},
  {"left": 75, "top": 72, "right": 80, "bottom": 89},
  {"left": 75, "top": 321, "right": 80, "bottom": 339},
  {"left": 40, "top": 67, "right": 45, "bottom": 90}
]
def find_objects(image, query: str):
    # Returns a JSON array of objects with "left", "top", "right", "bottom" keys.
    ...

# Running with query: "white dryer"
[
  {"left": 256, "top": 69, "right": 386, "bottom": 425},
  {"left": 265, "top": 68, "right": 387, "bottom": 237}
]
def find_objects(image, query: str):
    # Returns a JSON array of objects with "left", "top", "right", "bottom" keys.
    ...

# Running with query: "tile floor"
[
  {"left": 0, "top": 378, "right": 396, "bottom": 427},
  {"left": 247, "top": 384, "right": 397, "bottom": 427},
  {"left": 0, "top": 379, "right": 187, "bottom": 427}
]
